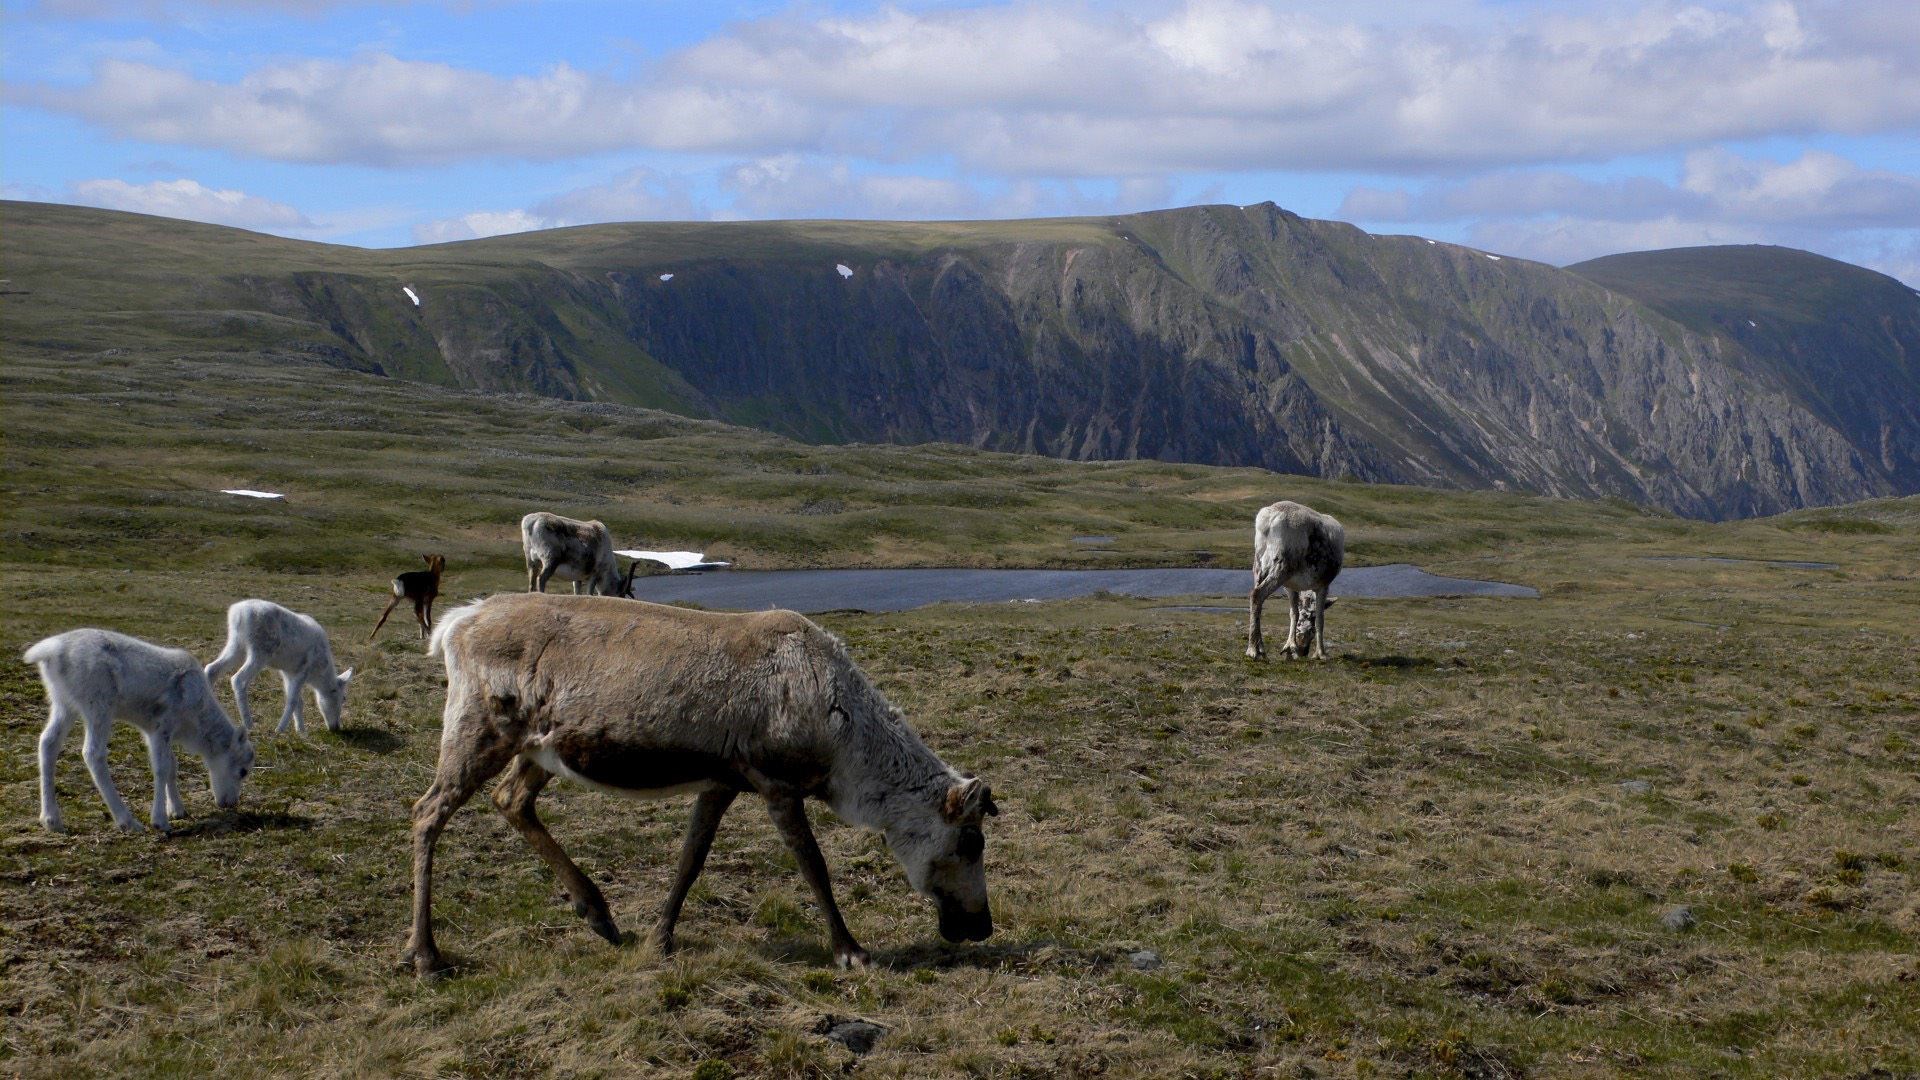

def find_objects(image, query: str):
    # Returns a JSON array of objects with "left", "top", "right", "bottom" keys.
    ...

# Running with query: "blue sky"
[{"left": 5, "top": 0, "right": 1918, "bottom": 283}]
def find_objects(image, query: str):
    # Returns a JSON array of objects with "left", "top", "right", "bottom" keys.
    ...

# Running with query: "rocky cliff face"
[{"left": 6, "top": 201, "right": 1915, "bottom": 519}]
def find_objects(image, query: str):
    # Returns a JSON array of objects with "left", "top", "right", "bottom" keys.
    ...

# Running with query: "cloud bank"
[{"left": 18, "top": 1, "right": 1920, "bottom": 173}]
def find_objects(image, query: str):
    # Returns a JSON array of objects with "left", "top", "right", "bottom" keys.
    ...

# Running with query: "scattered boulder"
[
  {"left": 1619, "top": 780, "right": 1653, "bottom": 795},
  {"left": 1129, "top": 949, "right": 1163, "bottom": 971},
  {"left": 817, "top": 1016, "right": 887, "bottom": 1055},
  {"left": 1661, "top": 906, "right": 1698, "bottom": 932}
]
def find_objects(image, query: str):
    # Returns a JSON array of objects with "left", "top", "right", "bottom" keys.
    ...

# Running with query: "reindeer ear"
[{"left": 943, "top": 777, "right": 995, "bottom": 823}]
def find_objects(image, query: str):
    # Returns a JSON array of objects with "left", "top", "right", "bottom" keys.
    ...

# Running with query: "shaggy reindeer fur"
[
  {"left": 206, "top": 599, "right": 354, "bottom": 734},
  {"left": 520, "top": 512, "right": 621, "bottom": 595},
  {"left": 24, "top": 629, "right": 254, "bottom": 833},
  {"left": 1247, "top": 500, "right": 1345, "bottom": 660},
  {"left": 405, "top": 593, "right": 996, "bottom": 977}
]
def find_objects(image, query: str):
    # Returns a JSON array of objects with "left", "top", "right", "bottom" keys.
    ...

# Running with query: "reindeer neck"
[
  {"left": 825, "top": 704, "right": 954, "bottom": 831},
  {"left": 179, "top": 701, "right": 240, "bottom": 756}
]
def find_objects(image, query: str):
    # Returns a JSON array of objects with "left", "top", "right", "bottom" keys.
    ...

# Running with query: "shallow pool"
[{"left": 625, "top": 563, "right": 1538, "bottom": 614}]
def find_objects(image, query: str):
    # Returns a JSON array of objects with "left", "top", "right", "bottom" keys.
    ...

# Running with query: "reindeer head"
[
  {"left": 317, "top": 667, "right": 354, "bottom": 731},
  {"left": 207, "top": 729, "right": 255, "bottom": 810},
  {"left": 424, "top": 554, "right": 446, "bottom": 577},
  {"left": 887, "top": 775, "right": 998, "bottom": 943}
]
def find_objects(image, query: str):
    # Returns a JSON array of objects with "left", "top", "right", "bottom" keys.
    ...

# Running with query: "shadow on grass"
[
  {"left": 170, "top": 808, "right": 315, "bottom": 838},
  {"left": 871, "top": 937, "right": 1126, "bottom": 973},
  {"left": 1338, "top": 654, "right": 1440, "bottom": 671},
  {"left": 328, "top": 727, "right": 406, "bottom": 754}
]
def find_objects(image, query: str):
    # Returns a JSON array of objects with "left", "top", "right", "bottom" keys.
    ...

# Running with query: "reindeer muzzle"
[{"left": 938, "top": 902, "right": 994, "bottom": 943}]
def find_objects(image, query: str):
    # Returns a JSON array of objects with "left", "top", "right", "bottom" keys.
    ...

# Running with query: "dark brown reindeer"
[
  {"left": 370, "top": 554, "right": 446, "bottom": 641},
  {"left": 405, "top": 592, "right": 997, "bottom": 977}
]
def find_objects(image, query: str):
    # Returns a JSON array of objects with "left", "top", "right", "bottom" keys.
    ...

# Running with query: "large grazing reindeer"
[
  {"left": 521, "top": 512, "right": 621, "bottom": 595},
  {"left": 406, "top": 593, "right": 997, "bottom": 977},
  {"left": 1247, "top": 500, "right": 1345, "bottom": 660},
  {"left": 24, "top": 629, "right": 254, "bottom": 833},
  {"left": 206, "top": 599, "right": 353, "bottom": 734},
  {"left": 371, "top": 554, "right": 445, "bottom": 640}
]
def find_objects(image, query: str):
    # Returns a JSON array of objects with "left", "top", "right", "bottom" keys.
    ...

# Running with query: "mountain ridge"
[{"left": 5, "top": 199, "right": 1914, "bottom": 519}]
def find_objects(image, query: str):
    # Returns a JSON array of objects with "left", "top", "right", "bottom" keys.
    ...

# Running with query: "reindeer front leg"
[
  {"left": 1281, "top": 589, "right": 1304, "bottom": 659},
  {"left": 760, "top": 786, "right": 869, "bottom": 969}
]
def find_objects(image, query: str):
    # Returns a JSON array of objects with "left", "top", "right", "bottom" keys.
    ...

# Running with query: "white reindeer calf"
[
  {"left": 24, "top": 629, "right": 254, "bottom": 833},
  {"left": 206, "top": 599, "right": 353, "bottom": 734}
]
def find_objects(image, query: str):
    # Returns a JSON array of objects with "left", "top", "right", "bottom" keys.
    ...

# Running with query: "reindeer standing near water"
[
  {"left": 405, "top": 592, "right": 997, "bottom": 977},
  {"left": 371, "top": 554, "right": 445, "bottom": 641},
  {"left": 1248, "top": 500, "right": 1344, "bottom": 660}
]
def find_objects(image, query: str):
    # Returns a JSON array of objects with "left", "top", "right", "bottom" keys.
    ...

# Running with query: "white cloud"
[
  {"left": 720, "top": 156, "right": 1177, "bottom": 220},
  {"left": 1340, "top": 148, "right": 1920, "bottom": 283},
  {"left": 670, "top": 0, "right": 1920, "bottom": 174},
  {"left": 1679, "top": 148, "right": 1920, "bottom": 228},
  {"left": 68, "top": 177, "right": 312, "bottom": 228},
  {"left": 1466, "top": 217, "right": 1767, "bottom": 267},
  {"left": 1341, "top": 149, "right": 1920, "bottom": 230},
  {"left": 528, "top": 167, "right": 699, "bottom": 225},
  {"left": 22, "top": 54, "right": 817, "bottom": 166},
  {"left": 412, "top": 209, "right": 545, "bottom": 244},
  {"left": 16, "top": 2, "right": 1920, "bottom": 173},
  {"left": 411, "top": 167, "right": 701, "bottom": 243}
]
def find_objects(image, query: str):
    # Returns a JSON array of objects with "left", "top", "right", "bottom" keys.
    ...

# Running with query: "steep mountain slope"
[
  {"left": 1570, "top": 245, "right": 1920, "bottom": 496},
  {"left": 5, "top": 200, "right": 1913, "bottom": 518}
]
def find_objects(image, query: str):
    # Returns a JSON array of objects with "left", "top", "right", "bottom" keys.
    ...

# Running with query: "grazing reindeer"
[
  {"left": 24, "top": 629, "right": 254, "bottom": 833},
  {"left": 206, "top": 599, "right": 354, "bottom": 734},
  {"left": 405, "top": 593, "right": 997, "bottom": 977},
  {"left": 1247, "top": 500, "right": 1345, "bottom": 660},
  {"left": 521, "top": 512, "right": 621, "bottom": 595},
  {"left": 371, "top": 554, "right": 445, "bottom": 640}
]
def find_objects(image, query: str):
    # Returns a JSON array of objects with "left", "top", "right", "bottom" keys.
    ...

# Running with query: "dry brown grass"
[{"left": 3, "top": 534, "right": 1916, "bottom": 1078}]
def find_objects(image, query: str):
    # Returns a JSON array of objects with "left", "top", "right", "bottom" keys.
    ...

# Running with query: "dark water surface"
[{"left": 626, "top": 563, "right": 1538, "bottom": 614}]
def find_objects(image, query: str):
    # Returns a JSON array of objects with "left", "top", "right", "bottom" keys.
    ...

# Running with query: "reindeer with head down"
[{"left": 406, "top": 592, "right": 997, "bottom": 976}]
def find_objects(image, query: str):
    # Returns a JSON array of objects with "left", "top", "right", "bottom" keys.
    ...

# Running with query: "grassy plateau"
[{"left": 2, "top": 345, "right": 1916, "bottom": 1078}]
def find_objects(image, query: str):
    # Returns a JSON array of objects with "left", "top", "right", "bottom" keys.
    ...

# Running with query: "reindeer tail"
[{"left": 426, "top": 597, "right": 489, "bottom": 659}]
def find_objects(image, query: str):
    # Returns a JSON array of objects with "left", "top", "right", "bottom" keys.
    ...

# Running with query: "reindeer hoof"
[
  {"left": 649, "top": 929, "right": 676, "bottom": 956},
  {"left": 835, "top": 947, "right": 872, "bottom": 971},
  {"left": 39, "top": 816, "right": 66, "bottom": 833},
  {"left": 404, "top": 945, "right": 451, "bottom": 980}
]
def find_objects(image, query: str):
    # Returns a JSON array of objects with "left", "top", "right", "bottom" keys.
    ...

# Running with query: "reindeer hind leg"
[{"left": 492, "top": 755, "right": 622, "bottom": 946}]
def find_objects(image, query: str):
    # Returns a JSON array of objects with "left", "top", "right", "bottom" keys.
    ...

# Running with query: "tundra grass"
[{"left": 2, "top": 347, "right": 1916, "bottom": 1078}]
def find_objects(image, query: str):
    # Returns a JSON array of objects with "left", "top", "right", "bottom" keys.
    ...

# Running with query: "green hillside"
[{"left": 9, "top": 200, "right": 1918, "bottom": 520}]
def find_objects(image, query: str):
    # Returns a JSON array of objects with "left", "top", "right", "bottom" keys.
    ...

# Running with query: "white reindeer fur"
[
  {"left": 520, "top": 512, "right": 622, "bottom": 595},
  {"left": 1247, "top": 500, "right": 1346, "bottom": 660},
  {"left": 24, "top": 628, "right": 254, "bottom": 833},
  {"left": 205, "top": 599, "right": 353, "bottom": 734}
]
